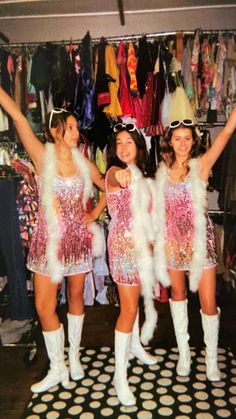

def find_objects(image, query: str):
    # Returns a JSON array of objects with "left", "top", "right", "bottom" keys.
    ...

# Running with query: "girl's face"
[
  {"left": 170, "top": 127, "right": 193, "bottom": 160},
  {"left": 60, "top": 115, "right": 80, "bottom": 148},
  {"left": 116, "top": 130, "right": 137, "bottom": 164}
]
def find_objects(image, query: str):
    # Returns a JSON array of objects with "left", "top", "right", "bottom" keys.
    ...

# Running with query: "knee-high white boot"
[
  {"left": 113, "top": 330, "right": 136, "bottom": 406},
  {"left": 31, "top": 324, "right": 69, "bottom": 393},
  {"left": 200, "top": 308, "right": 221, "bottom": 382},
  {"left": 130, "top": 312, "right": 157, "bottom": 365},
  {"left": 67, "top": 313, "right": 85, "bottom": 380},
  {"left": 169, "top": 299, "right": 191, "bottom": 376}
]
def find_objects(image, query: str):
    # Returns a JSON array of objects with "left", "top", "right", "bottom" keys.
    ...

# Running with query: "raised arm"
[
  {"left": 199, "top": 105, "right": 236, "bottom": 180},
  {"left": 0, "top": 86, "right": 44, "bottom": 170}
]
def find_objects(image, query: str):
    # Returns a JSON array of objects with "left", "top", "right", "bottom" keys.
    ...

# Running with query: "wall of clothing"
[{"left": 0, "top": 28, "right": 235, "bottom": 324}]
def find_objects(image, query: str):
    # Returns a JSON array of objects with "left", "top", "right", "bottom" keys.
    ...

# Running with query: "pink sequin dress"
[
  {"left": 105, "top": 171, "right": 140, "bottom": 286},
  {"left": 27, "top": 172, "right": 93, "bottom": 276},
  {"left": 165, "top": 175, "right": 217, "bottom": 270}
]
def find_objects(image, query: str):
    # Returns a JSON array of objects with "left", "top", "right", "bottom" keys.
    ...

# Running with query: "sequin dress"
[
  {"left": 165, "top": 175, "right": 217, "bottom": 270},
  {"left": 105, "top": 172, "right": 140, "bottom": 286},
  {"left": 27, "top": 172, "right": 93, "bottom": 276}
]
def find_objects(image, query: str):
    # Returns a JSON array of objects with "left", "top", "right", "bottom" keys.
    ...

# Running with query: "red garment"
[{"left": 117, "top": 41, "right": 134, "bottom": 117}]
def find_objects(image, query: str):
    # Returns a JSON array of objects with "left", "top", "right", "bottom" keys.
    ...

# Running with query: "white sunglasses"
[
  {"left": 49, "top": 108, "right": 69, "bottom": 129},
  {"left": 169, "top": 119, "right": 194, "bottom": 129},
  {"left": 113, "top": 122, "right": 139, "bottom": 133}
]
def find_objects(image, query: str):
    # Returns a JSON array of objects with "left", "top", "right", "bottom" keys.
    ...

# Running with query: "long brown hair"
[
  {"left": 106, "top": 128, "right": 154, "bottom": 178},
  {"left": 161, "top": 124, "right": 201, "bottom": 167},
  {"left": 43, "top": 109, "right": 72, "bottom": 143}
]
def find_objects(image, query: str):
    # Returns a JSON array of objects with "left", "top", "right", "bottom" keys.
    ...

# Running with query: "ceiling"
[{"left": 0, "top": 0, "right": 235, "bottom": 43}]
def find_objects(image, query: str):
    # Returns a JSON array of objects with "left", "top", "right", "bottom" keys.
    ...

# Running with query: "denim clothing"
[{"left": 0, "top": 178, "right": 32, "bottom": 319}]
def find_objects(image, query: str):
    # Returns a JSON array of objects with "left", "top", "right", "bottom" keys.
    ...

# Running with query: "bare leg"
[
  {"left": 33, "top": 273, "right": 59, "bottom": 331},
  {"left": 116, "top": 284, "right": 141, "bottom": 332},
  {"left": 168, "top": 269, "right": 186, "bottom": 301},
  {"left": 198, "top": 267, "right": 218, "bottom": 315},
  {"left": 67, "top": 273, "right": 86, "bottom": 315}
]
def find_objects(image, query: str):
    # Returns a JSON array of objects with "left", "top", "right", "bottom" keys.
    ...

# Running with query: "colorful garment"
[
  {"left": 27, "top": 171, "right": 93, "bottom": 277},
  {"left": 103, "top": 44, "right": 122, "bottom": 118},
  {"left": 127, "top": 42, "right": 138, "bottom": 94},
  {"left": 117, "top": 41, "right": 134, "bottom": 117},
  {"left": 106, "top": 165, "right": 157, "bottom": 344},
  {"left": 165, "top": 175, "right": 217, "bottom": 270},
  {"left": 105, "top": 172, "right": 140, "bottom": 286},
  {"left": 153, "top": 159, "right": 217, "bottom": 292}
]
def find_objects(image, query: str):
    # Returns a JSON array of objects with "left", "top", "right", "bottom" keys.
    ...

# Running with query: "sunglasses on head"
[
  {"left": 49, "top": 108, "right": 69, "bottom": 130},
  {"left": 169, "top": 119, "right": 194, "bottom": 129},
  {"left": 113, "top": 122, "right": 138, "bottom": 133}
]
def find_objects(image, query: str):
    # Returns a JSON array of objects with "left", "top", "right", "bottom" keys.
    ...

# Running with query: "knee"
[
  {"left": 35, "top": 298, "right": 55, "bottom": 319},
  {"left": 171, "top": 289, "right": 187, "bottom": 301},
  {"left": 120, "top": 305, "right": 137, "bottom": 324},
  {"left": 67, "top": 288, "right": 84, "bottom": 306}
]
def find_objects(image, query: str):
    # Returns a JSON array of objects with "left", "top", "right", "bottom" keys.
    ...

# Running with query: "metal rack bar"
[{"left": 0, "top": 29, "right": 236, "bottom": 48}]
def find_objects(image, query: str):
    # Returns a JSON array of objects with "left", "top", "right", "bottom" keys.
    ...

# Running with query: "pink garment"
[
  {"left": 165, "top": 176, "right": 217, "bottom": 270},
  {"left": 27, "top": 172, "right": 93, "bottom": 276},
  {"left": 105, "top": 170, "right": 140, "bottom": 286}
]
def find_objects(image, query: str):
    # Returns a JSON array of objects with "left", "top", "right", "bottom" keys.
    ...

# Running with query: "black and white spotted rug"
[{"left": 22, "top": 346, "right": 236, "bottom": 418}]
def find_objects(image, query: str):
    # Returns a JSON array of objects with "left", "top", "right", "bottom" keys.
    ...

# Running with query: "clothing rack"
[
  {"left": 198, "top": 122, "right": 226, "bottom": 128},
  {"left": 0, "top": 29, "right": 236, "bottom": 49}
]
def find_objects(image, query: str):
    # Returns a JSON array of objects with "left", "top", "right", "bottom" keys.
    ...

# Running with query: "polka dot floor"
[{"left": 22, "top": 346, "right": 236, "bottom": 419}]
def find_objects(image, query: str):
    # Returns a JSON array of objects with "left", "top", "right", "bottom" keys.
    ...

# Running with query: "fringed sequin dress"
[
  {"left": 105, "top": 173, "right": 140, "bottom": 286},
  {"left": 27, "top": 172, "right": 93, "bottom": 277},
  {"left": 165, "top": 175, "right": 217, "bottom": 270}
]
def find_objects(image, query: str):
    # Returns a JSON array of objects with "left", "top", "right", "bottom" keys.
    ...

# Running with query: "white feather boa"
[
  {"left": 128, "top": 164, "right": 158, "bottom": 345},
  {"left": 42, "top": 143, "right": 105, "bottom": 283},
  {"left": 153, "top": 158, "right": 207, "bottom": 292}
]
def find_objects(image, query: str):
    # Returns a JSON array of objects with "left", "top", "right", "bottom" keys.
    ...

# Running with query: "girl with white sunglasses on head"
[
  {"left": 105, "top": 122, "right": 158, "bottom": 406},
  {"left": 0, "top": 86, "right": 106, "bottom": 393},
  {"left": 153, "top": 112, "right": 236, "bottom": 382}
]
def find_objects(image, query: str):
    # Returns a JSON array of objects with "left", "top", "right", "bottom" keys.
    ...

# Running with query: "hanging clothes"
[
  {"left": 74, "top": 31, "right": 95, "bottom": 129},
  {"left": 136, "top": 35, "right": 152, "bottom": 99},
  {"left": 94, "top": 38, "right": 110, "bottom": 108},
  {"left": 117, "top": 41, "right": 133, "bottom": 117},
  {"left": 103, "top": 44, "right": 122, "bottom": 118},
  {"left": 127, "top": 41, "right": 138, "bottom": 95},
  {"left": 0, "top": 178, "right": 32, "bottom": 320}
]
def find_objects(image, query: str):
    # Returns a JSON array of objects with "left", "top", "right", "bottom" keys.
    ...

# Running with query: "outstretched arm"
[
  {"left": 199, "top": 105, "right": 236, "bottom": 180},
  {"left": 106, "top": 166, "right": 132, "bottom": 191},
  {"left": 0, "top": 86, "right": 44, "bottom": 170}
]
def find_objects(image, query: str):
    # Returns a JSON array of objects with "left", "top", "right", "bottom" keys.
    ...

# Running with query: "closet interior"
[{"left": 0, "top": 28, "right": 236, "bottom": 344}]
